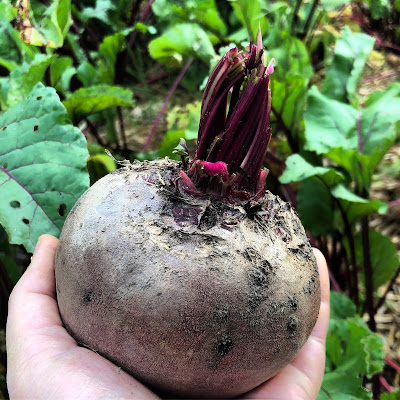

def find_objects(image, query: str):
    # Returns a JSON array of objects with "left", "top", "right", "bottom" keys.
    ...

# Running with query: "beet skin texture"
[{"left": 55, "top": 158, "right": 320, "bottom": 399}]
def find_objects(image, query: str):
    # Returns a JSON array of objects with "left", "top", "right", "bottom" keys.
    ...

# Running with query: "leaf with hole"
[{"left": 0, "top": 83, "right": 89, "bottom": 253}]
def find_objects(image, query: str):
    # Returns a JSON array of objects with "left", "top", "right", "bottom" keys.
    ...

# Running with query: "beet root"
[{"left": 55, "top": 158, "right": 320, "bottom": 399}]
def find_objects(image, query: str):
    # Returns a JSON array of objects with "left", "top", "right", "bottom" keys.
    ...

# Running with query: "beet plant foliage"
[{"left": 0, "top": 0, "right": 400, "bottom": 398}]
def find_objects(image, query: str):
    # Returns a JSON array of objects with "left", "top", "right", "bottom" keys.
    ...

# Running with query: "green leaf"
[
  {"left": 0, "top": 54, "right": 57, "bottom": 109},
  {"left": 296, "top": 178, "right": 335, "bottom": 237},
  {"left": 321, "top": 0, "right": 351, "bottom": 11},
  {"left": 50, "top": 56, "right": 76, "bottom": 95},
  {"left": 87, "top": 153, "right": 116, "bottom": 185},
  {"left": 331, "top": 184, "right": 388, "bottom": 223},
  {"left": 159, "top": 129, "right": 186, "bottom": 159},
  {"left": 0, "top": 83, "right": 89, "bottom": 253},
  {"left": 353, "top": 229, "right": 399, "bottom": 292},
  {"left": 362, "top": 333, "right": 385, "bottom": 378},
  {"left": 228, "top": 0, "right": 269, "bottom": 42},
  {"left": 304, "top": 86, "right": 400, "bottom": 189},
  {"left": 77, "top": 61, "right": 98, "bottom": 87},
  {"left": 322, "top": 26, "right": 375, "bottom": 103},
  {"left": 0, "top": 9, "right": 38, "bottom": 71},
  {"left": 98, "top": 32, "right": 125, "bottom": 85},
  {"left": 360, "top": 83, "right": 400, "bottom": 165},
  {"left": 280, "top": 154, "right": 344, "bottom": 186},
  {"left": 148, "top": 23, "right": 215, "bottom": 67},
  {"left": 320, "top": 292, "right": 384, "bottom": 399},
  {"left": 18, "top": 0, "right": 72, "bottom": 48},
  {"left": 318, "top": 371, "right": 371, "bottom": 400},
  {"left": 62, "top": 86, "right": 133, "bottom": 120},
  {"left": 381, "top": 390, "right": 400, "bottom": 400},
  {"left": 268, "top": 32, "right": 313, "bottom": 81},
  {"left": 270, "top": 74, "right": 308, "bottom": 134},
  {"left": 330, "top": 291, "right": 356, "bottom": 319},
  {"left": 366, "top": 0, "right": 385, "bottom": 19},
  {"left": 152, "top": 0, "right": 227, "bottom": 37},
  {"left": 81, "top": 0, "right": 116, "bottom": 24},
  {"left": 0, "top": 226, "right": 21, "bottom": 285},
  {"left": 305, "top": 87, "right": 358, "bottom": 155}
]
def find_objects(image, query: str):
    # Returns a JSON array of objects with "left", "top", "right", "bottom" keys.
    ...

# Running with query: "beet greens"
[{"left": 178, "top": 29, "right": 275, "bottom": 202}]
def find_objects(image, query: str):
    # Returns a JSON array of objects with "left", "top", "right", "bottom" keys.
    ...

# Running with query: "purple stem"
[
  {"left": 142, "top": 58, "right": 194, "bottom": 152},
  {"left": 196, "top": 72, "right": 244, "bottom": 160},
  {"left": 389, "top": 198, "right": 400, "bottom": 208},
  {"left": 379, "top": 375, "right": 392, "bottom": 393},
  {"left": 329, "top": 269, "right": 342, "bottom": 292},
  {"left": 361, "top": 215, "right": 376, "bottom": 332}
]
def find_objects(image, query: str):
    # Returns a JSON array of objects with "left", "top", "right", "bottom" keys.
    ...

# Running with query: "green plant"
[{"left": 0, "top": 0, "right": 399, "bottom": 398}]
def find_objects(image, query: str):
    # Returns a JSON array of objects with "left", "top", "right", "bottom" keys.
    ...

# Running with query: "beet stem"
[{"left": 190, "top": 28, "right": 274, "bottom": 201}]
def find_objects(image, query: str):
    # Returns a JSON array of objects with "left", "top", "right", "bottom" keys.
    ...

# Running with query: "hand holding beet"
[
  {"left": 6, "top": 235, "right": 329, "bottom": 399},
  {"left": 52, "top": 30, "right": 322, "bottom": 398}
]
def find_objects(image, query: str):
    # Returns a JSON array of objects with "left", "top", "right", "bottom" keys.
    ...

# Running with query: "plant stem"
[
  {"left": 118, "top": 0, "right": 154, "bottom": 84},
  {"left": 385, "top": 356, "right": 400, "bottom": 374},
  {"left": 389, "top": 198, "right": 400, "bottom": 208},
  {"left": 142, "top": 58, "right": 194, "bottom": 152},
  {"left": 329, "top": 269, "right": 342, "bottom": 292},
  {"left": 290, "top": 0, "right": 303, "bottom": 35},
  {"left": 117, "top": 107, "right": 128, "bottom": 156},
  {"left": 301, "top": 0, "right": 319, "bottom": 39},
  {"left": 379, "top": 374, "right": 392, "bottom": 392},
  {"left": 375, "top": 266, "right": 400, "bottom": 312},
  {"left": 85, "top": 118, "right": 106, "bottom": 147},
  {"left": 71, "top": 22, "right": 93, "bottom": 63},
  {"left": 372, "top": 374, "right": 381, "bottom": 399},
  {"left": 271, "top": 105, "right": 299, "bottom": 153},
  {"left": 317, "top": 176, "right": 359, "bottom": 306},
  {"left": 361, "top": 215, "right": 376, "bottom": 332}
]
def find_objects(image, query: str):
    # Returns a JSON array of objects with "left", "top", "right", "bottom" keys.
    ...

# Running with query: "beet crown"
[{"left": 177, "top": 29, "right": 274, "bottom": 202}]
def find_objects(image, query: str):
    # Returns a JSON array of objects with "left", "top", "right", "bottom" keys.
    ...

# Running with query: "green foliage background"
[{"left": 1, "top": 0, "right": 400, "bottom": 398}]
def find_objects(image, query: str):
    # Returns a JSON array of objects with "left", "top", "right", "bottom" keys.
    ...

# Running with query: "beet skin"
[{"left": 55, "top": 158, "right": 320, "bottom": 399}]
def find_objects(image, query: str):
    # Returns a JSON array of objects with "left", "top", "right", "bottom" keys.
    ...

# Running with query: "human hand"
[
  {"left": 7, "top": 235, "right": 329, "bottom": 399},
  {"left": 7, "top": 235, "right": 160, "bottom": 399}
]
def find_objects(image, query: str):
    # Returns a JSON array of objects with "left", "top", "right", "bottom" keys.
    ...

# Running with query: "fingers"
[
  {"left": 309, "top": 248, "right": 330, "bottom": 342},
  {"left": 7, "top": 234, "right": 71, "bottom": 362},
  {"left": 16, "top": 234, "right": 59, "bottom": 298}
]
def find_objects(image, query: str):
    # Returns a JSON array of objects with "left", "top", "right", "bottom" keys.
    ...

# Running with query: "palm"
[{"left": 7, "top": 235, "right": 329, "bottom": 400}]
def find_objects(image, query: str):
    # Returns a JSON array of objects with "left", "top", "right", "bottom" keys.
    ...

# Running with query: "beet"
[{"left": 55, "top": 30, "right": 320, "bottom": 398}]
